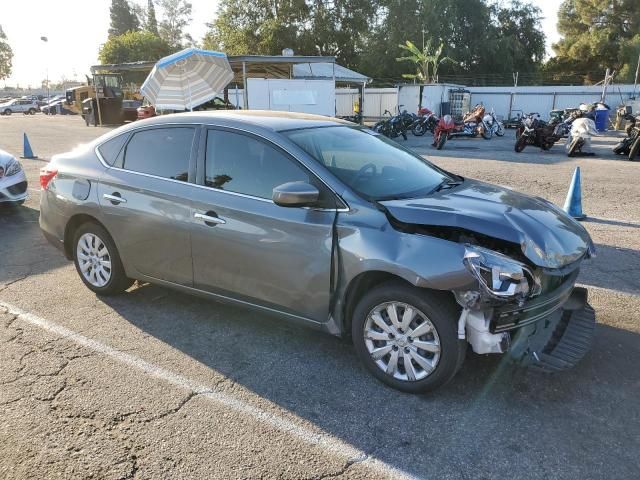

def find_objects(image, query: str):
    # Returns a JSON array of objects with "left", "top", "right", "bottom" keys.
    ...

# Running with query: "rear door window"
[{"left": 121, "top": 127, "right": 194, "bottom": 182}]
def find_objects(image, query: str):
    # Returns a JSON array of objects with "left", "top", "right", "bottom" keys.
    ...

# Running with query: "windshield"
[{"left": 284, "top": 126, "right": 450, "bottom": 201}]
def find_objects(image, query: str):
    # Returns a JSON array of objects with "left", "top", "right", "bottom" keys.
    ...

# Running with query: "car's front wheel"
[
  {"left": 352, "top": 281, "right": 465, "bottom": 393},
  {"left": 73, "top": 222, "right": 133, "bottom": 295},
  {"left": 3, "top": 109, "right": 12, "bottom": 115}
]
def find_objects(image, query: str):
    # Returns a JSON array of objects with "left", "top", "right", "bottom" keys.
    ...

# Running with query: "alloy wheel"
[
  {"left": 76, "top": 233, "right": 112, "bottom": 287},
  {"left": 363, "top": 301, "right": 441, "bottom": 381}
]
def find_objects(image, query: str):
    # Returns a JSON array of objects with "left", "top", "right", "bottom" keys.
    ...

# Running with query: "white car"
[
  {"left": 0, "top": 99, "right": 39, "bottom": 115},
  {"left": 0, "top": 149, "right": 28, "bottom": 205}
]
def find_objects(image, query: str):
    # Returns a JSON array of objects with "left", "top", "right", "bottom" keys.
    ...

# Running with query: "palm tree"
[{"left": 396, "top": 40, "right": 456, "bottom": 83}]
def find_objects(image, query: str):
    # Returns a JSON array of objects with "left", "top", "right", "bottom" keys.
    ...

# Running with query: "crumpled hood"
[{"left": 380, "top": 179, "right": 593, "bottom": 269}]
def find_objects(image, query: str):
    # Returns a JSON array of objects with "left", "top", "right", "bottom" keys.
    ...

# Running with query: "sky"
[{"left": 1, "top": 0, "right": 562, "bottom": 88}]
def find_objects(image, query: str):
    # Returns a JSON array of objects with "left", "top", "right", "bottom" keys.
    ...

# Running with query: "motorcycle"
[
  {"left": 514, "top": 112, "right": 575, "bottom": 153},
  {"left": 371, "top": 108, "right": 409, "bottom": 140},
  {"left": 566, "top": 116, "right": 597, "bottom": 157},
  {"left": 411, "top": 107, "right": 439, "bottom": 136},
  {"left": 612, "top": 113, "right": 640, "bottom": 161},
  {"left": 448, "top": 104, "right": 492, "bottom": 140},
  {"left": 483, "top": 109, "right": 505, "bottom": 137},
  {"left": 432, "top": 114, "right": 456, "bottom": 150}
]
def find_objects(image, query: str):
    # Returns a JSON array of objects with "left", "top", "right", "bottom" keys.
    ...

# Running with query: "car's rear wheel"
[
  {"left": 29, "top": 108, "right": 36, "bottom": 115},
  {"left": 73, "top": 222, "right": 133, "bottom": 295},
  {"left": 352, "top": 281, "right": 465, "bottom": 393}
]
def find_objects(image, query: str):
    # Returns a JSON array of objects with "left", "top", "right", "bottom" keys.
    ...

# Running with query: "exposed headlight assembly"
[
  {"left": 4, "top": 158, "right": 23, "bottom": 177},
  {"left": 461, "top": 245, "right": 541, "bottom": 306}
]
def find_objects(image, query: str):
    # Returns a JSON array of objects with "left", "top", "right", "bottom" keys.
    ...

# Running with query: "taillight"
[{"left": 40, "top": 167, "right": 58, "bottom": 190}]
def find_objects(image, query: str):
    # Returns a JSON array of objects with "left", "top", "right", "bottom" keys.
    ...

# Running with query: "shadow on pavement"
[
  {"left": 579, "top": 243, "right": 640, "bottom": 295},
  {"left": 0, "top": 205, "right": 68, "bottom": 287},
  {"left": 101, "top": 284, "right": 640, "bottom": 479},
  {"left": 405, "top": 130, "right": 626, "bottom": 166},
  {"left": 584, "top": 217, "right": 640, "bottom": 229}
]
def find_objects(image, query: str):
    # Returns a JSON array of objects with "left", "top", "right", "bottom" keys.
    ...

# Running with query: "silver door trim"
[
  {"left": 194, "top": 212, "right": 226, "bottom": 225},
  {"left": 103, "top": 193, "right": 127, "bottom": 204},
  {"left": 94, "top": 122, "right": 350, "bottom": 212}
]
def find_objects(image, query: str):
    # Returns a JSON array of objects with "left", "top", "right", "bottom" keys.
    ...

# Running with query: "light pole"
[{"left": 40, "top": 36, "right": 49, "bottom": 105}]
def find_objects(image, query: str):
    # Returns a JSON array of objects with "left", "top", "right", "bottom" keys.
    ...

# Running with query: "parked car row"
[{"left": 0, "top": 98, "right": 39, "bottom": 115}]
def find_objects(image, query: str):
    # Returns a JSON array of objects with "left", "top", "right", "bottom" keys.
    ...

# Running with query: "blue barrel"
[{"left": 594, "top": 109, "right": 609, "bottom": 132}]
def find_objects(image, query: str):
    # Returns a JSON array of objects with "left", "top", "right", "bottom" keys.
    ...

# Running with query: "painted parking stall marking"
[{"left": 0, "top": 300, "right": 416, "bottom": 480}]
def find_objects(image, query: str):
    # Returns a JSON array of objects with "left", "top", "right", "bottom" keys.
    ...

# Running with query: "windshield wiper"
[{"left": 432, "top": 178, "right": 463, "bottom": 193}]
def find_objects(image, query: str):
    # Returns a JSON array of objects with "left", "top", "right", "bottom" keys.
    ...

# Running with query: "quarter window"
[
  {"left": 205, "top": 129, "right": 310, "bottom": 200},
  {"left": 122, "top": 127, "right": 194, "bottom": 182},
  {"left": 98, "top": 134, "right": 129, "bottom": 166}
]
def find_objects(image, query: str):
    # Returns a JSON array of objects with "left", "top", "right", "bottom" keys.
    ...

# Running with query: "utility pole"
[
  {"left": 508, "top": 72, "right": 519, "bottom": 120},
  {"left": 40, "top": 36, "right": 49, "bottom": 105},
  {"left": 601, "top": 68, "right": 613, "bottom": 103},
  {"left": 632, "top": 53, "right": 640, "bottom": 99}
]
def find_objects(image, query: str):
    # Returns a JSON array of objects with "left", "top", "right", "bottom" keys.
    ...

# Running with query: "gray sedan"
[{"left": 39, "top": 111, "right": 596, "bottom": 393}]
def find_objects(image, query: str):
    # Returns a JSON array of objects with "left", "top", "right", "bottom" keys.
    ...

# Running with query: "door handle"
[
  {"left": 194, "top": 212, "right": 226, "bottom": 226},
  {"left": 103, "top": 193, "right": 127, "bottom": 204}
]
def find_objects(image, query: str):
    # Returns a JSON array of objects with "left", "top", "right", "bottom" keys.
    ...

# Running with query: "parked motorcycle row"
[
  {"left": 613, "top": 112, "right": 640, "bottom": 161},
  {"left": 371, "top": 103, "right": 505, "bottom": 150},
  {"left": 366, "top": 101, "right": 639, "bottom": 161}
]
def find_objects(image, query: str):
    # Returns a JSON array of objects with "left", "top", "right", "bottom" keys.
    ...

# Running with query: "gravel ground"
[{"left": 1, "top": 114, "right": 639, "bottom": 479}]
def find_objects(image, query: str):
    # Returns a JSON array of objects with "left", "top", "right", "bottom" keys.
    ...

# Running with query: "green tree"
[
  {"left": 396, "top": 40, "right": 455, "bottom": 83},
  {"left": 548, "top": 0, "right": 640, "bottom": 83},
  {"left": 109, "top": 0, "right": 140, "bottom": 37},
  {"left": 158, "top": 0, "right": 193, "bottom": 49},
  {"left": 0, "top": 25, "right": 12, "bottom": 80},
  {"left": 99, "top": 30, "right": 171, "bottom": 64},
  {"left": 203, "top": 0, "right": 377, "bottom": 68},
  {"left": 360, "top": 0, "right": 545, "bottom": 84},
  {"left": 203, "top": 0, "right": 307, "bottom": 55},
  {"left": 146, "top": 0, "right": 159, "bottom": 35}
]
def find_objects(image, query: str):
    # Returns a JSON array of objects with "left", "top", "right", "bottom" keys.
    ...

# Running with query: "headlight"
[
  {"left": 4, "top": 158, "right": 23, "bottom": 176},
  {"left": 462, "top": 245, "right": 541, "bottom": 304}
]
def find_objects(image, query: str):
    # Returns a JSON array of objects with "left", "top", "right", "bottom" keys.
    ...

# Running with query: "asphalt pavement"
[{"left": 1, "top": 114, "right": 639, "bottom": 479}]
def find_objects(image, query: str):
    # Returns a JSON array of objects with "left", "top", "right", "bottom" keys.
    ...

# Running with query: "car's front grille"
[
  {"left": 7, "top": 181, "right": 27, "bottom": 195},
  {"left": 491, "top": 269, "right": 579, "bottom": 333}
]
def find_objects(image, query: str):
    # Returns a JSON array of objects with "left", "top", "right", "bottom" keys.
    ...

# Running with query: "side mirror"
[{"left": 272, "top": 181, "right": 319, "bottom": 208}]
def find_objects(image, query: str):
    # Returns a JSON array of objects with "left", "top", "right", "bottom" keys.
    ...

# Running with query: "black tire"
[
  {"left": 495, "top": 123, "right": 505, "bottom": 137},
  {"left": 481, "top": 125, "right": 493, "bottom": 140},
  {"left": 72, "top": 222, "right": 133, "bottom": 295},
  {"left": 412, "top": 123, "right": 427, "bottom": 136},
  {"left": 4, "top": 109, "right": 11, "bottom": 116},
  {"left": 352, "top": 281, "right": 465, "bottom": 394},
  {"left": 514, "top": 136, "right": 527, "bottom": 152},
  {"left": 29, "top": 108, "right": 36, "bottom": 115},
  {"left": 629, "top": 137, "right": 640, "bottom": 161},
  {"left": 436, "top": 132, "right": 447, "bottom": 150}
]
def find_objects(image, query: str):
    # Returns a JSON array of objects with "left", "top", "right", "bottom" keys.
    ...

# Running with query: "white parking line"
[{"left": 0, "top": 301, "right": 416, "bottom": 480}]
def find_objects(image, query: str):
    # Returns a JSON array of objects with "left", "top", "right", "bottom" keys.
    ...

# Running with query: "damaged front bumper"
[
  {"left": 459, "top": 284, "right": 596, "bottom": 371},
  {"left": 508, "top": 287, "right": 595, "bottom": 371}
]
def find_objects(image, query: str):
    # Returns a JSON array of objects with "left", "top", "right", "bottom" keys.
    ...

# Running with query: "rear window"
[{"left": 97, "top": 134, "right": 128, "bottom": 166}]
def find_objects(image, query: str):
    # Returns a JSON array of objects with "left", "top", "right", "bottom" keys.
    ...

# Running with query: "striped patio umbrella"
[{"left": 140, "top": 48, "right": 234, "bottom": 111}]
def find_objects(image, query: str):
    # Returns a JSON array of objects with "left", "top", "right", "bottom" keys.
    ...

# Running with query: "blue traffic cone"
[
  {"left": 563, "top": 166, "right": 586, "bottom": 220},
  {"left": 20, "top": 133, "right": 38, "bottom": 159}
]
